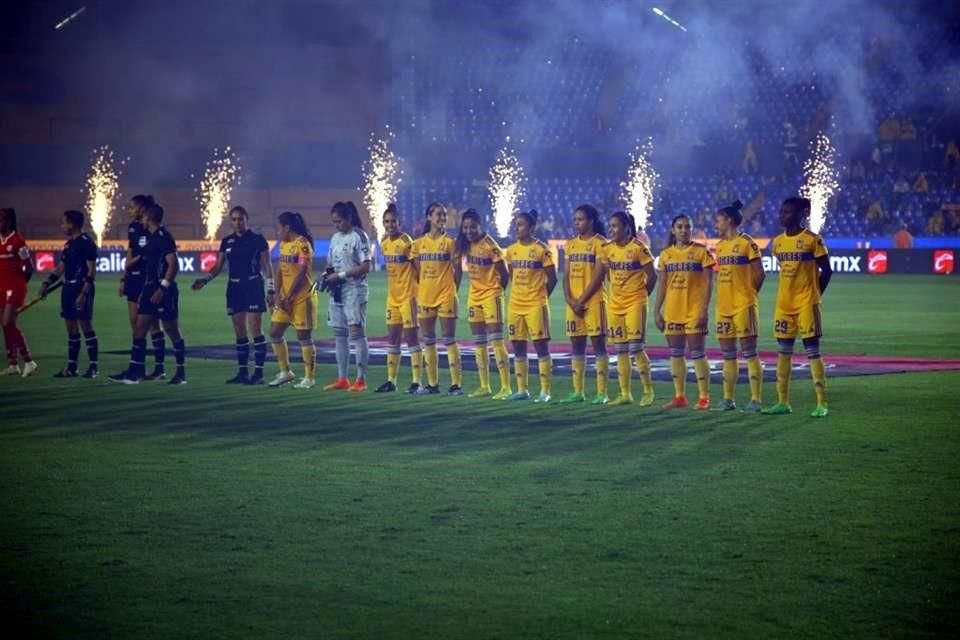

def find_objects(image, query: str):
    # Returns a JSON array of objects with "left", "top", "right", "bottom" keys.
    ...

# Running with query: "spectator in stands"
[
  {"left": 748, "top": 217, "right": 764, "bottom": 237},
  {"left": 926, "top": 210, "right": 944, "bottom": 236},
  {"left": 742, "top": 140, "right": 758, "bottom": 174},
  {"left": 913, "top": 172, "right": 929, "bottom": 193},
  {"left": 892, "top": 222, "right": 914, "bottom": 249},
  {"left": 866, "top": 199, "right": 886, "bottom": 234},
  {"left": 946, "top": 140, "right": 960, "bottom": 169},
  {"left": 851, "top": 160, "right": 866, "bottom": 181}
]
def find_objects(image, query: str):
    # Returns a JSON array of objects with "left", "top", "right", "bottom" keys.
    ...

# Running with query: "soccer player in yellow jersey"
[
  {"left": 713, "top": 200, "right": 765, "bottom": 412},
  {"left": 267, "top": 211, "right": 316, "bottom": 388},
  {"left": 599, "top": 211, "right": 658, "bottom": 406},
  {"left": 410, "top": 202, "right": 463, "bottom": 395},
  {"left": 456, "top": 209, "right": 512, "bottom": 399},
  {"left": 505, "top": 210, "right": 557, "bottom": 403},
  {"left": 376, "top": 204, "right": 424, "bottom": 394},
  {"left": 560, "top": 204, "right": 611, "bottom": 405},
  {"left": 654, "top": 214, "right": 716, "bottom": 410},
  {"left": 761, "top": 197, "right": 832, "bottom": 418}
]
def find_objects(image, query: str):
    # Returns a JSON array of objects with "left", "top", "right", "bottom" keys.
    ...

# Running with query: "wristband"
[
  {"left": 266, "top": 278, "right": 275, "bottom": 291},
  {"left": 160, "top": 279, "right": 171, "bottom": 289},
  {"left": 338, "top": 271, "right": 347, "bottom": 280}
]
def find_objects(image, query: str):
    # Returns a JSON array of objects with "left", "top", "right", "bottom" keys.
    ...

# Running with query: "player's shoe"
[
  {"left": 423, "top": 384, "right": 441, "bottom": 394},
  {"left": 506, "top": 390, "right": 531, "bottom": 401},
  {"left": 321, "top": 377, "right": 349, "bottom": 391},
  {"left": 533, "top": 392, "right": 551, "bottom": 404},
  {"left": 446, "top": 384, "right": 464, "bottom": 396},
  {"left": 375, "top": 380, "right": 397, "bottom": 393},
  {"left": 467, "top": 386, "right": 491, "bottom": 398},
  {"left": 269, "top": 371, "right": 296, "bottom": 387},
  {"left": 81, "top": 365, "right": 99, "bottom": 379},
  {"left": 406, "top": 382, "right": 423, "bottom": 394},
  {"left": 0, "top": 364, "right": 19, "bottom": 376},
  {"left": 660, "top": 396, "right": 689, "bottom": 410},
  {"left": 246, "top": 371, "right": 265, "bottom": 385},
  {"left": 559, "top": 393, "right": 585, "bottom": 404},
  {"left": 718, "top": 399, "right": 737, "bottom": 411},
  {"left": 638, "top": 390, "right": 656, "bottom": 407},
  {"left": 108, "top": 370, "right": 141, "bottom": 385},
  {"left": 21, "top": 361, "right": 38, "bottom": 377},
  {"left": 760, "top": 402, "right": 793, "bottom": 415},
  {"left": 741, "top": 400, "right": 763, "bottom": 413},
  {"left": 810, "top": 405, "right": 829, "bottom": 418},
  {"left": 491, "top": 387, "right": 513, "bottom": 400},
  {"left": 694, "top": 397, "right": 711, "bottom": 411},
  {"left": 590, "top": 394, "right": 610, "bottom": 405},
  {"left": 347, "top": 378, "right": 367, "bottom": 393},
  {"left": 53, "top": 368, "right": 78, "bottom": 378},
  {"left": 609, "top": 394, "right": 633, "bottom": 406},
  {"left": 168, "top": 373, "right": 188, "bottom": 385},
  {"left": 143, "top": 367, "right": 166, "bottom": 381},
  {"left": 293, "top": 377, "right": 316, "bottom": 389},
  {"left": 226, "top": 372, "right": 249, "bottom": 384}
]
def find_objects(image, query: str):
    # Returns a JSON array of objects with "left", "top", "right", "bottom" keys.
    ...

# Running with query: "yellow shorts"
[
  {"left": 508, "top": 304, "right": 551, "bottom": 341},
  {"left": 715, "top": 304, "right": 759, "bottom": 340},
  {"left": 774, "top": 304, "right": 823, "bottom": 340},
  {"left": 386, "top": 298, "right": 418, "bottom": 329},
  {"left": 271, "top": 295, "right": 316, "bottom": 330},
  {"left": 663, "top": 316, "right": 709, "bottom": 337},
  {"left": 608, "top": 306, "right": 646, "bottom": 344},
  {"left": 565, "top": 301, "right": 607, "bottom": 338},
  {"left": 418, "top": 294, "right": 458, "bottom": 320},
  {"left": 467, "top": 294, "right": 505, "bottom": 326}
]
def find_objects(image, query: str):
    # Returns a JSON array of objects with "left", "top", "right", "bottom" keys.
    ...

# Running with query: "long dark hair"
[
  {"left": 575, "top": 204, "right": 605, "bottom": 237},
  {"left": 455, "top": 208, "right": 483, "bottom": 255},
  {"left": 332, "top": 201, "right": 364, "bottom": 230},
  {"left": 422, "top": 201, "right": 445, "bottom": 236},
  {"left": 515, "top": 209, "right": 539, "bottom": 236},
  {"left": 666, "top": 214, "right": 690, "bottom": 247},
  {"left": 0, "top": 207, "right": 16, "bottom": 231},
  {"left": 783, "top": 196, "right": 811, "bottom": 217},
  {"left": 278, "top": 210, "right": 313, "bottom": 244},
  {"left": 717, "top": 199, "right": 744, "bottom": 226},
  {"left": 610, "top": 210, "right": 637, "bottom": 241}
]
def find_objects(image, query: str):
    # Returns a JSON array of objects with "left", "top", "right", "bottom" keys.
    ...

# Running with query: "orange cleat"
[
  {"left": 347, "top": 378, "right": 367, "bottom": 392},
  {"left": 694, "top": 397, "right": 711, "bottom": 411},
  {"left": 323, "top": 378, "right": 350, "bottom": 391},
  {"left": 660, "top": 396, "right": 689, "bottom": 410}
]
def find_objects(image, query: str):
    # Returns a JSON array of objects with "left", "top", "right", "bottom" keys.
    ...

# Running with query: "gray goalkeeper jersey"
[{"left": 327, "top": 227, "right": 372, "bottom": 301}]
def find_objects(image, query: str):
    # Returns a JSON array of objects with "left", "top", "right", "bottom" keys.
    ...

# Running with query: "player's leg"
[
  {"left": 228, "top": 311, "right": 250, "bottom": 384},
  {"left": 802, "top": 304, "right": 828, "bottom": 417},
  {"left": 294, "top": 326, "right": 316, "bottom": 389},
  {"left": 268, "top": 319, "right": 295, "bottom": 387},
  {"left": 53, "top": 317, "right": 80, "bottom": 377},
  {"left": 468, "top": 317, "right": 491, "bottom": 397},
  {"left": 440, "top": 315, "right": 462, "bottom": 395},
  {"left": 533, "top": 337, "right": 552, "bottom": 403},
  {"left": 403, "top": 300, "right": 423, "bottom": 392},
  {"left": 110, "top": 312, "right": 152, "bottom": 383},
  {"left": 78, "top": 285, "right": 98, "bottom": 377},
  {"left": 419, "top": 311, "right": 439, "bottom": 392},
  {"left": 145, "top": 316, "right": 166, "bottom": 380},
  {"left": 718, "top": 334, "right": 738, "bottom": 410},
  {"left": 609, "top": 314, "right": 632, "bottom": 405},
  {"left": 2, "top": 287, "right": 35, "bottom": 376},
  {"left": 247, "top": 311, "right": 267, "bottom": 385},
  {"left": 740, "top": 335, "right": 762, "bottom": 413},
  {"left": 0, "top": 299, "right": 18, "bottom": 374},
  {"left": 763, "top": 314, "right": 796, "bottom": 414},
  {"left": 590, "top": 332, "right": 609, "bottom": 405},
  {"left": 629, "top": 305, "right": 654, "bottom": 406},
  {"left": 378, "top": 318, "right": 403, "bottom": 392},
  {"left": 688, "top": 332, "right": 710, "bottom": 410},
  {"left": 488, "top": 295, "right": 511, "bottom": 398},
  {"left": 661, "top": 330, "right": 689, "bottom": 409},
  {"left": 564, "top": 304, "right": 587, "bottom": 403},
  {"left": 324, "top": 297, "right": 350, "bottom": 390},
  {"left": 508, "top": 338, "right": 530, "bottom": 400},
  {"left": 162, "top": 317, "right": 187, "bottom": 385}
]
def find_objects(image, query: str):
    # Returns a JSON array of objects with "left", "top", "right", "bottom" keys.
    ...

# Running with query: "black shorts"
[
  {"left": 137, "top": 282, "right": 179, "bottom": 321},
  {"left": 124, "top": 271, "right": 145, "bottom": 302},
  {"left": 60, "top": 282, "right": 94, "bottom": 321},
  {"left": 226, "top": 277, "right": 266, "bottom": 316}
]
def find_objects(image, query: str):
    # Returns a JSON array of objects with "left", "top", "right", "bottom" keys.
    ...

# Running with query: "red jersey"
[{"left": 0, "top": 231, "right": 29, "bottom": 284}]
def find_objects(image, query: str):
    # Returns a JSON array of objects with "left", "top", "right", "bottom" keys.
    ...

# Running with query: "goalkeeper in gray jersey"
[{"left": 321, "top": 201, "right": 373, "bottom": 392}]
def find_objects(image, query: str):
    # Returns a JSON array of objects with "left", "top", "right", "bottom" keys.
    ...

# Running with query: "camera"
[{"left": 319, "top": 266, "right": 343, "bottom": 303}]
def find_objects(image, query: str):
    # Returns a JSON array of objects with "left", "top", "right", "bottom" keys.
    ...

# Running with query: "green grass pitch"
[{"left": 1, "top": 273, "right": 959, "bottom": 639}]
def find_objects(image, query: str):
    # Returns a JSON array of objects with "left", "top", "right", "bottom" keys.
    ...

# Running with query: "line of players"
[{"left": 0, "top": 194, "right": 832, "bottom": 417}]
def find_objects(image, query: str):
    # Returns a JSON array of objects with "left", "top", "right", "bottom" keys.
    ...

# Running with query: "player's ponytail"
[
  {"left": 0, "top": 207, "right": 16, "bottom": 231},
  {"left": 718, "top": 199, "right": 744, "bottom": 226},
  {"left": 455, "top": 208, "right": 481, "bottom": 256},
  {"left": 332, "top": 201, "right": 364, "bottom": 231},
  {"left": 666, "top": 214, "right": 689, "bottom": 247},
  {"left": 575, "top": 204, "right": 605, "bottom": 237},
  {"left": 279, "top": 210, "right": 313, "bottom": 245}
]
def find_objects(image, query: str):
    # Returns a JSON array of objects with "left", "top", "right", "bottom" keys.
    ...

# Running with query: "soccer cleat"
[
  {"left": 761, "top": 402, "right": 793, "bottom": 415},
  {"left": 143, "top": 367, "right": 166, "bottom": 381},
  {"left": 638, "top": 391, "right": 656, "bottom": 407},
  {"left": 246, "top": 371, "right": 265, "bottom": 385},
  {"left": 741, "top": 400, "right": 763, "bottom": 413},
  {"left": 506, "top": 390, "right": 531, "bottom": 401},
  {"left": 375, "top": 380, "right": 397, "bottom": 393},
  {"left": 810, "top": 405, "right": 829, "bottom": 418},
  {"left": 0, "top": 364, "right": 20, "bottom": 376},
  {"left": 467, "top": 386, "right": 491, "bottom": 398},
  {"left": 559, "top": 393, "right": 585, "bottom": 404},
  {"left": 423, "top": 384, "right": 441, "bottom": 394},
  {"left": 81, "top": 365, "right": 99, "bottom": 379},
  {"left": 21, "top": 361, "right": 38, "bottom": 377},
  {"left": 590, "top": 394, "right": 610, "bottom": 405},
  {"left": 293, "top": 377, "right": 316, "bottom": 389},
  {"left": 609, "top": 394, "right": 633, "bottom": 406},
  {"left": 719, "top": 399, "right": 737, "bottom": 411},
  {"left": 533, "top": 392, "right": 551, "bottom": 404},
  {"left": 491, "top": 388, "right": 514, "bottom": 400},
  {"left": 660, "top": 396, "right": 690, "bottom": 410},
  {"left": 168, "top": 374, "right": 188, "bottom": 385},
  {"left": 269, "top": 371, "right": 297, "bottom": 387},
  {"left": 694, "top": 397, "right": 711, "bottom": 411},
  {"left": 321, "top": 377, "right": 349, "bottom": 391},
  {"left": 226, "top": 372, "right": 249, "bottom": 385},
  {"left": 406, "top": 382, "right": 423, "bottom": 394},
  {"left": 446, "top": 384, "right": 464, "bottom": 396},
  {"left": 53, "top": 368, "right": 78, "bottom": 378},
  {"left": 107, "top": 371, "right": 141, "bottom": 385},
  {"left": 347, "top": 378, "right": 367, "bottom": 393}
]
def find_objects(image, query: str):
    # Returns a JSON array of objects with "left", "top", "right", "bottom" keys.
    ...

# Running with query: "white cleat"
[
  {"left": 0, "top": 364, "right": 20, "bottom": 377},
  {"left": 533, "top": 392, "right": 551, "bottom": 404},
  {"left": 293, "top": 377, "right": 316, "bottom": 389},
  {"left": 268, "top": 370, "right": 296, "bottom": 387},
  {"left": 21, "top": 361, "right": 38, "bottom": 378}
]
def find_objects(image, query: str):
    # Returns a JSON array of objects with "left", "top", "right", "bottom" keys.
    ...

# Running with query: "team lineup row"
[{"left": 0, "top": 196, "right": 832, "bottom": 417}]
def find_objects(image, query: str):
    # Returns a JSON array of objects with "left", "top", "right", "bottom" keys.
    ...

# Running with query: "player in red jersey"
[{"left": 0, "top": 208, "right": 38, "bottom": 377}]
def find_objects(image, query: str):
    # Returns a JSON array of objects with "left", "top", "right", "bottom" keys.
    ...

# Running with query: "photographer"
[{"left": 321, "top": 201, "right": 372, "bottom": 392}]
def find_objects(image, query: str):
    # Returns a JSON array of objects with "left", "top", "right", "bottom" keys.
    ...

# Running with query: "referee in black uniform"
[
  {"left": 192, "top": 205, "right": 275, "bottom": 384},
  {"left": 40, "top": 210, "right": 100, "bottom": 378}
]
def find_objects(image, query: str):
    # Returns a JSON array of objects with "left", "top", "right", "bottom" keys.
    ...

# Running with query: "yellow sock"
[
  {"left": 617, "top": 352, "right": 632, "bottom": 398},
  {"left": 386, "top": 351, "right": 400, "bottom": 383},
  {"left": 634, "top": 350, "right": 653, "bottom": 395},
  {"left": 810, "top": 357, "right": 827, "bottom": 406},
  {"left": 776, "top": 354, "right": 792, "bottom": 404},
  {"left": 747, "top": 356, "right": 763, "bottom": 402},
  {"left": 722, "top": 358, "right": 738, "bottom": 401},
  {"left": 670, "top": 356, "right": 687, "bottom": 398},
  {"left": 447, "top": 342, "right": 462, "bottom": 387},
  {"left": 475, "top": 343, "right": 490, "bottom": 389},
  {"left": 410, "top": 348, "right": 423, "bottom": 385},
  {"left": 272, "top": 340, "right": 290, "bottom": 372},
  {"left": 571, "top": 355, "right": 585, "bottom": 396},
  {"left": 492, "top": 340, "right": 510, "bottom": 391},
  {"left": 538, "top": 355, "right": 551, "bottom": 396},
  {"left": 694, "top": 357, "right": 710, "bottom": 400},
  {"left": 425, "top": 343, "right": 439, "bottom": 386},
  {"left": 596, "top": 353, "right": 609, "bottom": 397},
  {"left": 515, "top": 358, "right": 528, "bottom": 393},
  {"left": 301, "top": 342, "right": 315, "bottom": 380}
]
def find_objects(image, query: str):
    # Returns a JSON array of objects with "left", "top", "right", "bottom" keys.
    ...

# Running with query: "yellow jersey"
[
  {"left": 715, "top": 232, "right": 762, "bottom": 316},
  {"left": 602, "top": 238, "right": 654, "bottom": 315},
  {"left": 506, "top": 239, "right": 554, "bottom": 312},
  {"left": 465, "top": 234, "right": 505, "bottom": 304},
  {"left": 657, "top": 242, "right": 715, "bottom": 322},
  {"left": 277, "top": 234, "right": 314, "bottom": 302},
  {"left": 772, "top": 229, "right": 828, "bottom": 314},
  {"left": 565, "top": 233, "right": 606, "bottom": 307},
  {"left": 381, "top": 232, "right": 416, "bottom": 308},
  {"left": 411, "top": 233, "right": 457, "bottom": 306}
]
